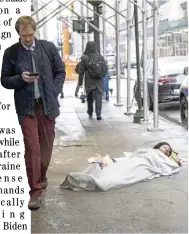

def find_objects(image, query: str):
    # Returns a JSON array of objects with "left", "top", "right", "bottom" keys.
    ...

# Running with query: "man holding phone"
[{"left": 1, "top": 16, "right": 66, "bottom": 210}]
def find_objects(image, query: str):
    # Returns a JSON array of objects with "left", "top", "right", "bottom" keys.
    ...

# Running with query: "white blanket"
[{"left": 60, "top": 149, "right": 180, "bottom": 192}]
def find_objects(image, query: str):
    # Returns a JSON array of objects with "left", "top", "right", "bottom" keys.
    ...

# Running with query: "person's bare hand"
[{"left": 22, "top": 72, "right": 39, "bottom": 83}]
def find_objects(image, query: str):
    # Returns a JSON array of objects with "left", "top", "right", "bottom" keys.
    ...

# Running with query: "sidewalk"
[{"left": 32, "top": 81, "right": 188, "bottom": 233}]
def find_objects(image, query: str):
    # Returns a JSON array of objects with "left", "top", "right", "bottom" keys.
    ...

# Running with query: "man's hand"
[{"left": 22, "top": 72, "right": 39, "bottom": 83}]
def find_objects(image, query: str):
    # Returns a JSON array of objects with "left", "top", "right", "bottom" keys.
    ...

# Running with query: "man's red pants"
[{"left": 21, "top": 102, "right": 55, "bottom": 198}]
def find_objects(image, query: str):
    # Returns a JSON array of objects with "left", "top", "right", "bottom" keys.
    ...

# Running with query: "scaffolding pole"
[
  {"left": 31, "top": 0, "right": 54, "bottom": 16},
  {"left": 142, "top": 0, "right": 148, "bottom": 123},
  {"left": 133, "top": 0, "right": 143, "bottom": 123},
  {"left": 125, "top": 0, "right": 133, "bottom": 115},
  {"left": 114, "top": 0, "right": 122, "bottom": 107},
  {"left": 102, "top": 1, "right": 106, "bottom": 58},
  {"left": 135, "top": 0, "right": 142, "bottom": 111},
  {"left": 153, "top": 0, "right": 159, "bottom": 128},
  {"left": 148, "top": 0, "right": 162, "bottom": 131},
  {"left": 37, "top": 0, "right": 71, "bottom": 29},
  {"left": 86, "top": 1, "right": 90, "bottom": 42},
  {"left": 80, "top": 1, "right": 85, "bottom": 52}
]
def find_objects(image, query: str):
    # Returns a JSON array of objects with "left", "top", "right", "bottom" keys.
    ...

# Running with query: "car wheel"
[{"left": 180, "top": 96, "right": 188, "bottom": 129}]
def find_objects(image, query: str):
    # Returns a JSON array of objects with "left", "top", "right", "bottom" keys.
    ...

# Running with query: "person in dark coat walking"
[
  {"left": 1, "top": 16, "right": 66, "bottom": 210},
  {"left": 78, "top": 41, "right": 107, "bottom": 120}
]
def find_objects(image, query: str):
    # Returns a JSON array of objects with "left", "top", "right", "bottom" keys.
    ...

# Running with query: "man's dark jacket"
[{"left": 1, "top": 39, "right": 66, "bottom": 124}]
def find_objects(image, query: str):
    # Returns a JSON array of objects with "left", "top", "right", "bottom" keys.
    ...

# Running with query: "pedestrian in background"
[
  {"left": 78, "top": 41, "right": 107, "bottom": 120},
  {"left": 1, "top": 16, "right": 66, "bottom": 210}
]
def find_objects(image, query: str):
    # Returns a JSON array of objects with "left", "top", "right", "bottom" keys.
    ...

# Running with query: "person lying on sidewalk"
[
  {"left": 153, "top": 142, "right": 182, "bottom": 166},
  {"left": 60, "top": 142, "right": 182, "bottom": 192},
  {"left": 86, "top": 142, "right": 181, "bottom": 169}
]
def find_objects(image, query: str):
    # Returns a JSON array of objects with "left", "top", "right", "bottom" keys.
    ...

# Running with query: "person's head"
[
  {"left": 84, "top": 41, "right": 98, "bottom": 54},
  {"left": 15, "top": 16, "right": 36, "bottom": 48},
  {"left": 153, "top": 142, "right": 172, "bottom": 156}
]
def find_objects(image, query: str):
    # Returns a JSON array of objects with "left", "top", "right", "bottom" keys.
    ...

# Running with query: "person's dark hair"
[
  {"left": 84, "top": 41, "right": 98, "bottom": 55},
  {"left": 153, "top": 142, "right": 172, "bottom": 156}
]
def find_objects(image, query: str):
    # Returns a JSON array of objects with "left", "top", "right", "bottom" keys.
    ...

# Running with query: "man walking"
[
  {"left": 1, "top": 16, "right": 66, "bottom": 210},
  {"left": 78, "top": 41, "right": 107, "bottom": 120}
]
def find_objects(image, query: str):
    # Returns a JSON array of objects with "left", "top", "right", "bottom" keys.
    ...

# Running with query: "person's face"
[
  {"left": 18, "top": 24, "right": 35, "bottom": 48},
  {"left": 159, "top": 145, "right": 171, "bottom": 156}
]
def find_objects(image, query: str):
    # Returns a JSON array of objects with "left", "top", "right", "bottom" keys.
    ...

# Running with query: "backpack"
[
  {"left": 87, "top": 54, "right": 106, "bottom": 80},
  {"left": 9, "top": 40, "right": 54, "bottom": 75}
]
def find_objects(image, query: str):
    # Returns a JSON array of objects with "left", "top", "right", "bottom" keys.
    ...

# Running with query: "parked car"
[
  {"left": 134, "top": 56, "right": 188, "bottom": 110},
  {"left": 179, "top": 67, "right": 188, "bottom": 129}
]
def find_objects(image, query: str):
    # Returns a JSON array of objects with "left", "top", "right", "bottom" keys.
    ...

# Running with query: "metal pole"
[
  {"left": 114, "top": 0, "right": 122, "bottom": 107},
  {"left": 134, "top": 0, "right": 142, "bottom": 110},
  {"left": 86, "top": 1, "right": 90, "bottom": 42},
  {"left": 37, "top": 0, "right": 70, "bottom": 26},
  {"left": 37, "top": 3, "right": 69, "bottom": 29},
  {"left": 80, "top": 1, "right": 85, "bottom": 52},
  {"left": 59, "top": 3, "right": 63, "bottom": 58},
  {"left": 102, "top": 2, "right": 106, "bottom": 58},
  {"left": 31, "top": 0, "right": 54, "bottom": 16},
  {"left": 153, "top": 0, "right": 158, "bottom": 128},
  {"left": 133, "top": 0, "right": 144, "bottom": 123},
  {"left": 70, "top": 0, "right": 75, "bottom": 55},
  {"left": 142, "top": 0, "right": 148, "bottom": 122},
  {"left": 93, "top": 4, "right": 100, "bottom": 52},
  {"left": 129, "top": 0, "right": 145, "bottom": 12},
  {"left": 125, "top": 0, "right": 132, "bottom": 114}
]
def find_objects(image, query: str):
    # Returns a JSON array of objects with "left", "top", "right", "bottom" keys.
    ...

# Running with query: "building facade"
[{"left": 119, "top": 0, "right": 188, "bottom": 59}]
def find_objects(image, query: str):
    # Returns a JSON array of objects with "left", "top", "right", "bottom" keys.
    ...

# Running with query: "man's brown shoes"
[
  {"left": 28, "top": 180, "right": 48, "bottom": 210},
  {"left": 28, "top": 197, "right": 41, "bottom": 210}
]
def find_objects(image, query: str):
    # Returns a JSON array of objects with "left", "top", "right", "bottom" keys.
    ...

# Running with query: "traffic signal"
[{"left": 73, "top": 20, "right": 85, "bottom": 33}]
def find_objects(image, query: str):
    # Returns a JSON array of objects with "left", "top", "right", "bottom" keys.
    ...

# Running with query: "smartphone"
[{"left": 29, "top": 72, "right": 39, "bottom": 77}]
